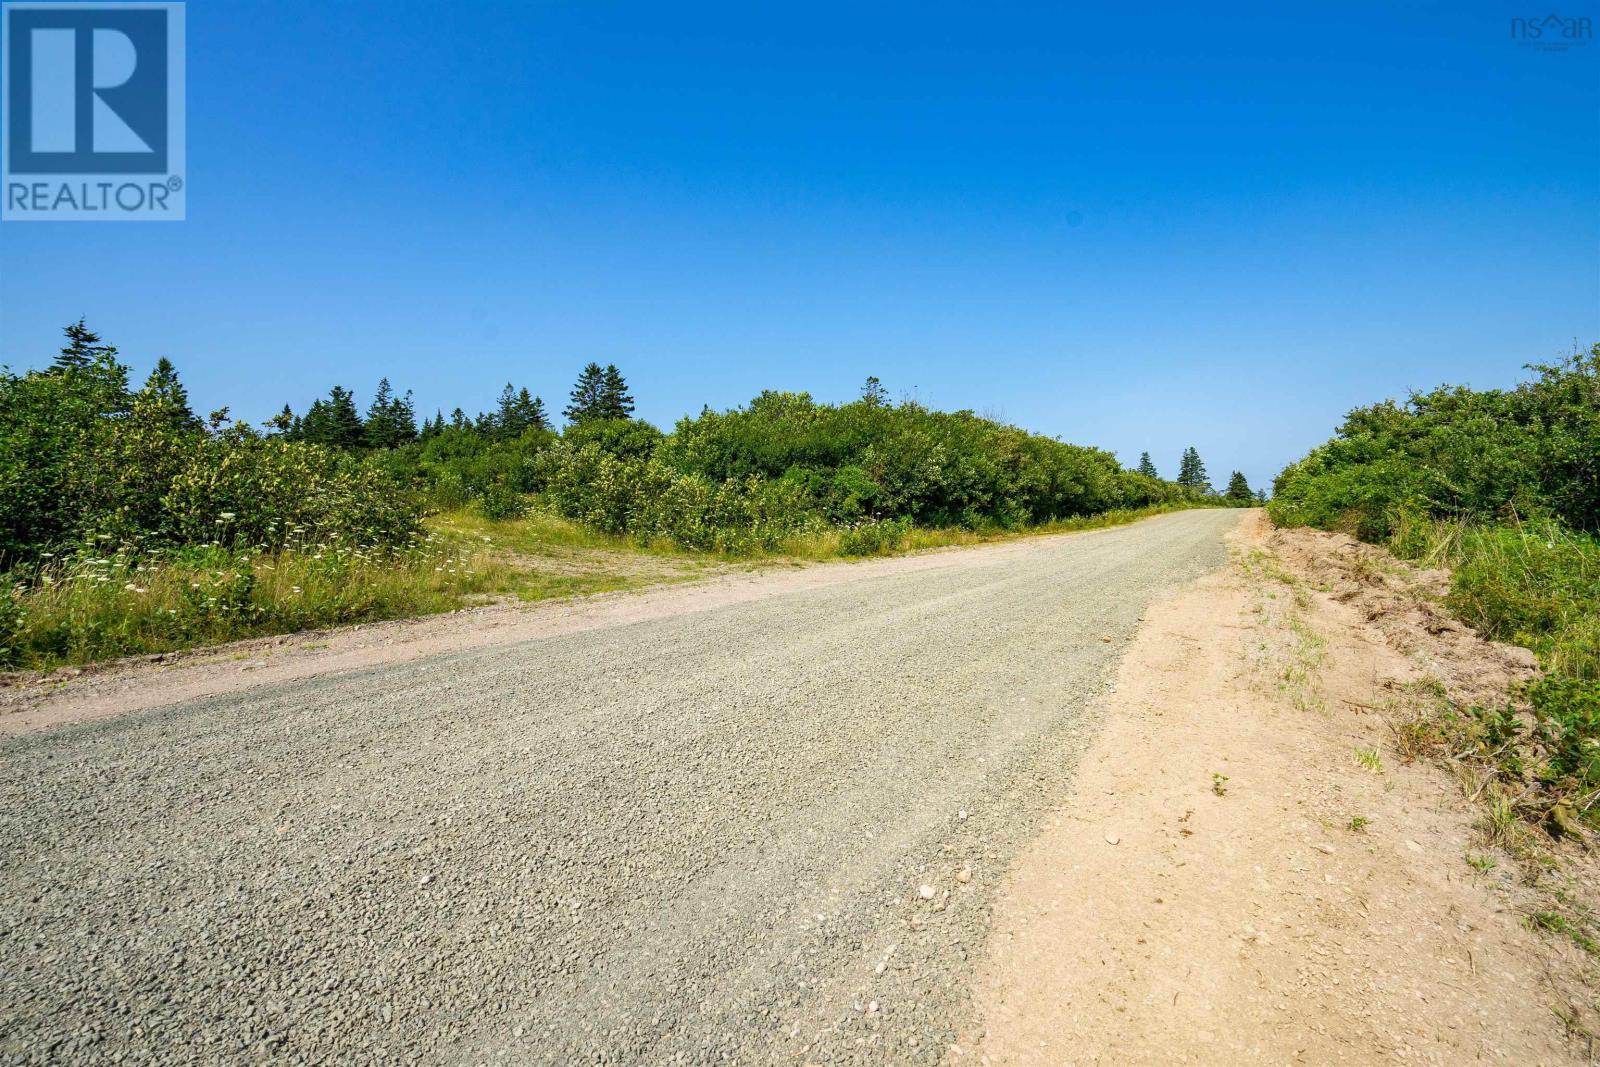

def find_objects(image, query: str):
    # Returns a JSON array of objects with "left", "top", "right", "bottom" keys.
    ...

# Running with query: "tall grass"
[
  {"left": 1386, "top": 514, "right": 1600, "bottom": 821},
  {"left": 0, "top": 500, "right": 1223, "bottom": 673},
  {"left": 1393, "top": 516, "right": 1600, "bottom": 681},
  {"left": 0, "top": 536, "right": 506, "bottom": 671}
]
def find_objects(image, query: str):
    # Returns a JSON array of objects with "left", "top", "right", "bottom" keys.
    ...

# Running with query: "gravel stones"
[{"left": 0, "top": 511, "right": 1234, "bottom": 1065}]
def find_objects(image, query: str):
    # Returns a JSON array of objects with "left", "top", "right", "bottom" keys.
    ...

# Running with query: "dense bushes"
[
  {"left": 6, "top": 323, "right": 1215, "bottom": 567},
  {"left": 1268, "top": 346, "right": 1600, "bottom": 823},
  {"left": 0, "top": 333, "right": 421, "bottom": 564},
  {"left": 519, "top": 391, "right": 1208, "bottom": 550},
  {"left": 0, "top": 322, "right": 1224, "bottom": 666},
  {"left": 1270, "top": 346, "right": 1599, "bottom": 538},
  {"left": 656, "top": 390, "right": 1193, "bottom": 529}
]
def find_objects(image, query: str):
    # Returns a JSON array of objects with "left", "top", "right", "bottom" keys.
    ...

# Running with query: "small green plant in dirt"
[
  {"left": 1211, "top": 772, "right": 1230, "bottom": 797},
  {"left": 1465, "top": 852, "right": 1497, "bottom": 874},
  {"left": 1347, "top": 816, "right": 1370, "bottom": 832},
  {"left": 1354, "top": 746, "right": 1384, "bottom": 773},
  {"left": 1529, "top": 911, "right": 1600, "bottom": 956}
]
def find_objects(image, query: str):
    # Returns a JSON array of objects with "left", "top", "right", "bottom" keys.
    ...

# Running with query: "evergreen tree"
[
  {"left": 394, "top": 389, "right": 417, "bottom": 442},
  {"left": 564, "top": 363, "right": 608, "bottom": 425},
  {"left": 1177, "top": 447, "right": 1211, "bottom": 493},
  {"left": 1136, "top": 451, "right": 1159, "bottom": 478},
  {"left": 494, "top": 383, "right": 522, "bottom": 438},
  {"left": 364, "top": 378, "right": 417, "bottom": 449},
  {"left": 54, "top": 319, "right": 115, "bottom": 371},
  {"left": 138, "top": 357, "right": 201, "bottom": 432},
  {"left": 49, "top": 320, "right": 130, "bottom": 411},
  {"left": 449, "top": 407, "right": 468, "bottom": 431},
  {"left": 1224, "top": 470, "right": 1253, "bottom": 504},
  {"left": 519, "top": 388, "right": 550, "bottom": 432},
  {"left": 301, "top": 385, "right": 365, "bottom": 448},
  {"left": 861, "top": 376, "right": 888, "bottom": 407},
  {"left": 600, "top": 364, "right": 634, "bottom": 420}
]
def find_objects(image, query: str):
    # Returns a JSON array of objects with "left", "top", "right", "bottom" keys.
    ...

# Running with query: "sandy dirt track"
[
  {"left": 0, "top": 510, "right": 1238, "bottom": 1066},
  {"left": 975, "top": 515, "right": 1594, "bottom": 1066}
]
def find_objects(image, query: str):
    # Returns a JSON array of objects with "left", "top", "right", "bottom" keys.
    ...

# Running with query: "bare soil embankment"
[{"left": 974, "top": 513, "right": 1596, "bottom": 1066}]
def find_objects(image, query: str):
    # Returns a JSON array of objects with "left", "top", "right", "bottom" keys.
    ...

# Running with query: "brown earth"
[{"left": 971, "top": 512, "right": 1597, "bottom": 1066}]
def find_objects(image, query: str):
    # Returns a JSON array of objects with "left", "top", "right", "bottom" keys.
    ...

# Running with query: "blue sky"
[{"left": 1, "top": 1, "right": 1596, "bottom": 491}]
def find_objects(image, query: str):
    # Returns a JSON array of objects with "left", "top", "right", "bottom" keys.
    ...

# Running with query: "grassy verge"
[
  {"left": 1, "top": 500, "right": 1225, "bottom": 673},
  {"left": 1384, "top": 517, "right": 1600, "bottom": 832},
  {"left": 0, "top": 536, "right": 505, "bottom": 672}
]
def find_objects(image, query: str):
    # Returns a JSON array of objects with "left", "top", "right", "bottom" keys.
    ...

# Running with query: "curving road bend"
[{"left": 0, "top": 509, "right": 1239, "bottom": 1066}]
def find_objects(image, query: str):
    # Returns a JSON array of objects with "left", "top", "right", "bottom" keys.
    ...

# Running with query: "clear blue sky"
[{"left": 2, "top": 1, "right": 1596, "bottom": 491}]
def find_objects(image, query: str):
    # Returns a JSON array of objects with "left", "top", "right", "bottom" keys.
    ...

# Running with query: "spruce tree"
[
  {"left": 1136, "top": 451, "right": 1159, "bottom": 478},
  {"left": 302, "top": 385, "right": 365, "bottom": 448},
  {"left": 1177, "top": 447, "right": 1211, "bottom": 493},
  {"left": 50, "top": 320, "right": 130, "bottom": 411},
  {"left": 365, "top": 379, "right": 399, "bottom": 448},
  {"left": 861, "top": 376, "right": 888, "bottom": 407},
  {"left": 1224, "top": 470, "right": 1253, "bottom": 504},
  {"left": 494, "top": 383, "right": 522, "bottom": 438},
  {"left": 54, "top": 319, "right": 114, "bottom": 371},
  {"left": 518, "top": 388, "right": 549, "bottom": 432},
  {"left": 564, "top": 363, "right": 608, "bottom": 425},
  {"left": 267, "top": 404, "right": 298, "bottom": 437},
  {"left": 600, "top": 364, "right": 634, "bottom": 420},
  {"left": 138, "top": 357, "right": 201, "bottom": 432}
]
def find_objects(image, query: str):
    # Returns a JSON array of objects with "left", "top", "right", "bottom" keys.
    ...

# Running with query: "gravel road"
[{"left": 0, "top": 510, "right": 1237, "bottom": 1066}]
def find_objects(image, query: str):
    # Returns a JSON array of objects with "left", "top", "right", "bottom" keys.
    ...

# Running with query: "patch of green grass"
[
  {"left": 1465, "top": 852, "right": 1497, "bottom": 873},
  {"left": 1529, "top": 911, "right": 1600, "bottom": 956},
  {"left": 1347, "top": 816, "right": 1370, "bottom": 832},
  {"left": 1354, "top": 746, "right": 1384, "bottom": 773}
]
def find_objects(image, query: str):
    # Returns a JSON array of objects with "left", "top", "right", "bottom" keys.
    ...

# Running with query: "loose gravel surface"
[{"left": 0, "top": 510, "right": 1237, "bottom": 1066}]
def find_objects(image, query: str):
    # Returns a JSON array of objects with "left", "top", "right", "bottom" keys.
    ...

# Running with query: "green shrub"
[
  {"left": 1530, "top": 676, "right": 1600, "bottom": 797},
  {"left": 477, "top": 482, "right": 528, "bottom": 521},
  {"left": 838, "top": 519, "right": 911, "bottom": 556},
  {"left": 1272, "top": 346, "right": 1599, "bottom": 537},
  {"left": 1272, "top": 345, "right": 1600, "bottom": 824}
]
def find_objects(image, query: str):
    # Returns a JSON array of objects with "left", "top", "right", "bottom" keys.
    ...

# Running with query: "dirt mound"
[{"left": 1265, "top": 521, "right": 1539, "bottom": 708}]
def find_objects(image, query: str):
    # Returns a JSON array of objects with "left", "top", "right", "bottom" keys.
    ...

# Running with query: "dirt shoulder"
[{"left": 972, "top": 512, "right": 1597, "bottom": 1066}]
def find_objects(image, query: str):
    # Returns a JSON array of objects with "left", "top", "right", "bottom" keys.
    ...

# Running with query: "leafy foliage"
[
  {"left": 1269, "top": 346, "right": 1600, "bottom": 823},
  {"left": 1270, "top": 346, "right": 1599, "bottom": 537},
  {"left": 0, "top": 326, "right": 420, "bottom": 564},
  {"left": 0, "top": 321, "right": 1222, "bottom": 667}
]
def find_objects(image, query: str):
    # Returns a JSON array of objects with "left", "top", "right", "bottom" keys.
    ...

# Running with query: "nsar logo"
[
  {"left": 3, "top": 2, "right": 185, "bottom": 221},
  {"left": 1510, "top": 12, "right": 1593, "bottom": 50}
]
